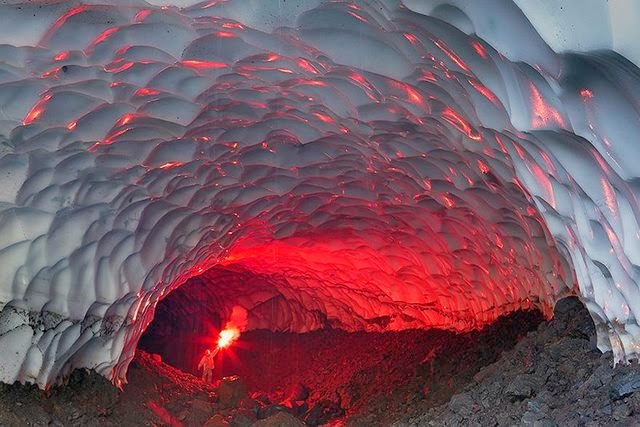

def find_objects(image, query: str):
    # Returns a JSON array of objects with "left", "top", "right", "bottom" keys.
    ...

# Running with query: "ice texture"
[{"left": 0, "top": 0, "right": 637, "bottom": 387}]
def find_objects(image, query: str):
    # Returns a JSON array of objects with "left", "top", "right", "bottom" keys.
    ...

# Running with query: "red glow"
[
  {"left": 297, "top": 58, "right": 318, "bottom": 74},
  {"left": 348, "top": 72, "right": 377, "bottom": 102},
  {"left": 302, "top": 79, "right": 327, "bottom": 87},
  {"left": 67, "top": 120, "right": 78, "bottom": 130},
  {"left": 433, "top": 39, "right": 470, "bottom": 72},
  {"left": 104, "top": 59, "right": 135, "bottom": 73},
  {"left": 468, "top": 78, "right": 501, "bottom": 107},
  {"left": 347, "top": 11, "right": 369, "bottom": 23},
  {"left": 42, "top": 67, "right": 62, "bottom": 79},
  {"left": 391, "top": 81, "right": 425, "bottom": 108},
  {"left": 265, "top": 53, "right": 280, "bottom": 62},
  {"left": 471, "top": 40, "right": 488, "bottom": 59},
  {"left": 41, "top": 5, "right": 91, "bottom": 46},
  {"left": 215, "top": 31, "right": 237, "bottom": 38},
  {"left": 217, "top": 327, "right": 239, "bottom": 349},
  {"left": 477, "top": 160, "right": 490, "bottom": 174},
  {"left": 442, "top": 106, "right": 481, "bottom": 140},
  {"left": 202, "top": 0, "right": 222, "bottom": 9},
  {"left": 159, "top": 161, "right": 184, "bottom": 170},
  {"left": 405, "top": 86, "right": 424, "bottom": 106},
  {"left": 531, "top": 162, "right": 556, "bottom": 208},
  {"left": 312, "top": 112, "right": 334, "bottom": 123},
  {"left": 135, "top": 87, "right": 161, "bottom": 97},
  {"left": 87, "top": 27, "right": 120, "bottom": 52},
  {"left": 529, "top": 83, "right": 565, "bottom": 128},
  {"left": 601, "top": 176, "right": 617, "bottom": 215},
  {"left": 89, "top": 127, "right": 129, "bottom": 151},
  {"left": 23, "top": 94, "right": 52, "bottom": 125},
  {"left": 418, "top": 70, "right": 437, "bottom": 83},
  {"left": 580, "top": 89, "right": 594, "bottom": 99},
  {"left": 180, "top": 60, "right": 227, "bottom": 70},
  {"left": 222, "top": 22, "right": 245, "bottom": 29},
  {"left": 118, "top": 113, "right": 139, "bottom": 126},
  {"left": 403, "top": 33, "right": 419, "bottom": 44},
  {"left": 54, "top": 51, "right": 69, "bottom": 61},
  {"left": 134, "top": 9, "right": 153, "bottom": 23}
]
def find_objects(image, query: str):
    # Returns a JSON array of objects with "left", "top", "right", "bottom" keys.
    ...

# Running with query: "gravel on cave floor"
[
  {"left": 0, "top": 298, "right": 639, "bottom": 426},
  {"left": 392, "top": 297, "right": 640, "bottom": 426}
]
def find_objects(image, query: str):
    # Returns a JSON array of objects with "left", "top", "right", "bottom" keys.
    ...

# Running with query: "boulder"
[
  {"left": 256, "top": 404, "right": 291, "bottom": 420},
  {"left": 289, "top": 401, "right": 308, "bottom": 417},
  {"left": 182, "top": 399, "right": 216, "bottom": 425},
  {"left": 205, "top": 414, "right": 229, "bottom": 426},
  {"left": 610, "top": 371, "right": 640, "bottom": 399},
  {"left": 448, "top": 392, "right": 474, "bottom": 416},
  {"left": 251, "top": 411, "right": 305, "bottom": 427},
  {"left": 251, "top": 392, "right": 272, "bottom": 406},
  {"left": 230, "top": 412, "right": 255, "bottom": 427},
  {"left": 287, "top": 383, "right": 309, "bottom": 402},
  {"left": 505, "top": 374, "right": 537, "bottom": 401},
  {"left": 304, "top": 398, "right": 344, "bottom": 426},
  {"left": 218, "top": 376, "right": 249, "bottom": 408}
]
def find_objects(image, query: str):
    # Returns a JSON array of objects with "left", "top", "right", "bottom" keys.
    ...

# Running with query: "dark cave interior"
[{"left": 138, "top": 267, "right": 547, "bottom": 421}]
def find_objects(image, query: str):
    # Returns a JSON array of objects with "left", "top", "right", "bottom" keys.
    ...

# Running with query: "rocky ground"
[
  {"left": 1, "top": 298, "right": 639, "bottom": 426},
  {"left": 395, "top": 297, "right": 640, "bottom": 426}
]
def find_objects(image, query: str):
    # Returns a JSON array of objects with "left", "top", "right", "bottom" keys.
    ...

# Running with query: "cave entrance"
[{"left": 138, "top": 263, "right": 547, "bottom": 422}]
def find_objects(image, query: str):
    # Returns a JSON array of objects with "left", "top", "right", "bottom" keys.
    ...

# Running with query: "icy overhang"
[{"left": 0, "top": 0, "right": 638, "bottom": 388}]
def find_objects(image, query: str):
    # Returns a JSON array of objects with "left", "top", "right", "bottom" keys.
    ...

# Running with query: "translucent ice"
[{"left": 0, "top": 0, "right": 638, "bottom": 388}]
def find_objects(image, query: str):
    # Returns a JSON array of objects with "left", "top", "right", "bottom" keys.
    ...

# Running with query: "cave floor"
[{"left": 1, "top": 300, "right": 639, "bottom": 426}]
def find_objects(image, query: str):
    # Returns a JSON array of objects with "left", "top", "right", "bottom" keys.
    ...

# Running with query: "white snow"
[{"left": 0, "top": 0, "right": 638, "bottom": 388}]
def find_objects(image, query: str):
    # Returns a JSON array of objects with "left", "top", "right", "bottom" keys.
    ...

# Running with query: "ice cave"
[{"left": 1, "top": 0, "right": 640, "bottom": 425}]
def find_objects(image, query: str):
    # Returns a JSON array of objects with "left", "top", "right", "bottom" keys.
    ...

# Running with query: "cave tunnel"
[
  {"left": 1, "top": 0, "right": 640, "bottom": 424},
  {"left": 137, "top": 261, "right": 550, "bottom": 419}
]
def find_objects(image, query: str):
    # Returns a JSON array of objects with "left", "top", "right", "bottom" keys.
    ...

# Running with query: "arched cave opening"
[{"left": 138, "top": 262, "right": 551, "bottom": 421}]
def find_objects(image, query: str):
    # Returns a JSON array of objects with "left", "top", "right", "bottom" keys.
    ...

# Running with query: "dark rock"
[
  {"left": 251, "top": 392, "right": 272, "bottom": 406},
  {"left": 287, "top": 383, "right": 309, "bottom": 401},
  {"left": 628, "top": 392, "right": 640, "bottom": 413},
  {"left": 251, "top": 411, "right": 305, "bottom": 427},
  {"left": 612, "top": 402, "right": 632, "bottom": 420},
  {"left": 495, "top": 412, "right": 519, "bottom": 425},
  {"left": 239, "top": 397, "right": 259, "bottom": 413},
  {"left": 546, "top": 337, "right": 591, "bottom": 361},
  {"left": 552, "top": 297, "right": 596, "bottom": 344},
  {"left": 257, "top": 404, "right": 291, "bottom": 420},
  {"left": 533, "top": 419, "right": 558, "bottom": 427},
  {"left": 230, "top": 412, "right": 255, "bottom": 427},
  {"left": 505, "top": 374, "right": 537, "bottom": 401},
  {"left": 448, "top": 392, "right": 474, "bottom": 416},
  {"left": 525, "top": 398, "right": 553, "bottom": 424},
  {"left": 610, "top": 371, "right": 640, "bottom": 399},
  {"left": 578, "top": 364, "right": 613, "bottom": 396},
  {"left": 473, "top": 362, "right": 499, "bottom": 383},
  {"left": 304, "top": 398, "right": 344, "bottom": 426},
  {"left": 521, "top": 410, "right": 542, "bottom": 425},
  {"left": 183, "top": 398, "right": 216, "bottom": 425},
  {"left": 205, "top": 414, "right": 229, "bottom": 426},
  {"left": 289, "top": 400, "right": 309, "bottom": 417},
  {"left": 218, "top": 376, "right": 249, "bottom": 408}
]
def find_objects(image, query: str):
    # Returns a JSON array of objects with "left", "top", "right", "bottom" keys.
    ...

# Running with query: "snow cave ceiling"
[{"left": 0, "top": 0, "right": 639, "bottom": 388}]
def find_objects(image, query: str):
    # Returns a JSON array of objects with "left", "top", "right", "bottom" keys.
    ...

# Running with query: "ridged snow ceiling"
[{"left": 0, "top": 0, "right": 638, "bottom": 388}]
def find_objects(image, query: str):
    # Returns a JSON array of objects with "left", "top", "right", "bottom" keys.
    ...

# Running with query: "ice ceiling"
[{"left": 0, "top": 0, "right": 638, "bottom": 388}]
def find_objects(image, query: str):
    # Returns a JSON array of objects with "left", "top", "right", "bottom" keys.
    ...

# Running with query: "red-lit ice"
[{"left": 0, "top": 0, "right": 637, "bottom": 389}]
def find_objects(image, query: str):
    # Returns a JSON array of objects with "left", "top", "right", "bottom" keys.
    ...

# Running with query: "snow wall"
[{"left": 0, "top": 0, "right": 638, "bottom": 388}]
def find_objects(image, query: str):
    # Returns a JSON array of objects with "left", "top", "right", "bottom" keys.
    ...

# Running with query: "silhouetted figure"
[{"left": 198, "top": 348, "right": 219, "bottom": 383}]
